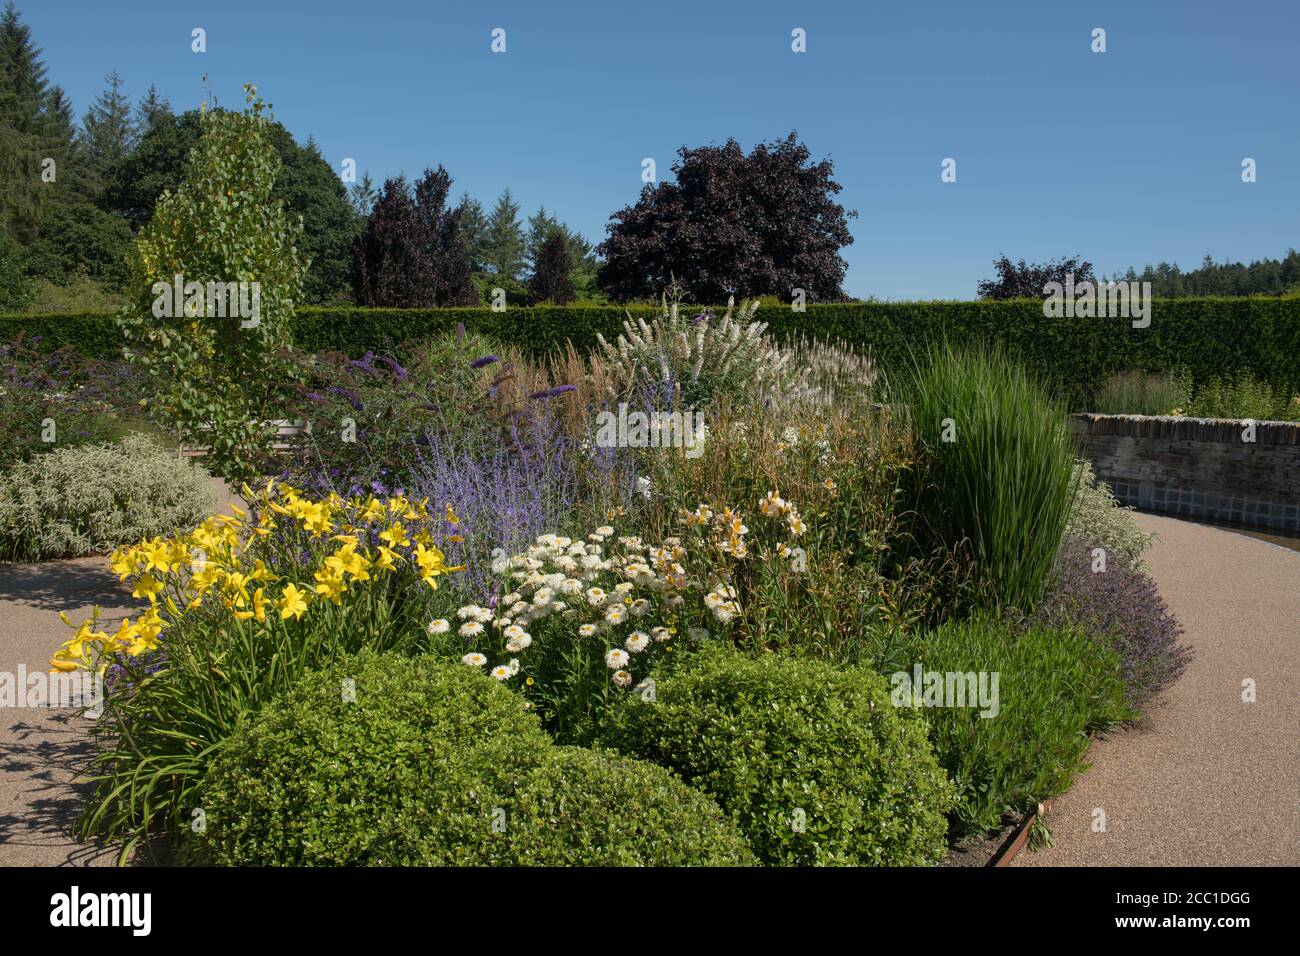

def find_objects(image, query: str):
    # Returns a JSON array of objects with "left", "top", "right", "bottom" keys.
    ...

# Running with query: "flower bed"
[{"left": 32, "top": 293, "right": 1193, "bottom": 866}]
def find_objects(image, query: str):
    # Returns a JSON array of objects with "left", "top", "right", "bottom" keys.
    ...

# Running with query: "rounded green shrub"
[
  {"left": 0, "top": 433, "right": 215, "bottom": 560},
  {"left": 610, "top": 644, "right": 953, "bottom": 866},
  {"left": 194, "top": 650, "right": 751, "bottom": 866},
  {"left": 499, "top": 746, "right": 753, "bottom": 866}
]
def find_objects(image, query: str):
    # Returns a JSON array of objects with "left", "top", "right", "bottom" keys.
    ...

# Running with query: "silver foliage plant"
[
  {"left": 1064, "top": 460, "right": 1156, "bottom": 569},
  {"left": 0, "top": 434, "right": 216, "bottom": 561}
]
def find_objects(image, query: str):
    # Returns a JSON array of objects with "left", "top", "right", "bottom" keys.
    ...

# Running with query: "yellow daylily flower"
[
  {"left": 278, "top": 583, "right": 309, "bottom": 620},
  {"left": 312, "top": 571, "right": 347, "bottom": 604},
  {"left": 132, "top": 573, "right": 164, "bottom": 603}
]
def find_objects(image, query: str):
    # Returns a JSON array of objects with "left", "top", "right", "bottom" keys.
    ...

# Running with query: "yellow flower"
[
  {"left": 135, "top": 607, "right": 165, "bottom": 643},
  {"left": 132, "top": 573, "right": 164, "bottom": 603},
  {"left": 279, "top": 583, "right": 309, "bottom": 620},
  {"left": 373, "top": 546, "right": 398, "bottom": 572},
  {"left": 313, "top": 570, "right": 347, "bottom": 604},
  {"left": 445, "top": 502, "right": 460, "bottom": 525},
  {"left": 379, "top": 523, "right": 411, "bottom": 549},
  {"left": 140, "top": 539, "right": 175, "bottom": 574},
  {"left": 247, "top": 559, "right": 276, "bottom": 584},
  {"left": 106, "top": 617, "right": 139, "bottom": 652},
  {"left": 412, "top": 543, "right": 463, "bottom": 591},
  {"left": 234, "top": 587, "right": 268, "bottom": 623},
  {"left": 109, "top": 548, "right": 137, "bottom": 581},
  {"left": 190, "top": 563, "right": 222, "bottom": 595},
  {"left": 127, "top": 628, "right": 162, "bottom": 656}
]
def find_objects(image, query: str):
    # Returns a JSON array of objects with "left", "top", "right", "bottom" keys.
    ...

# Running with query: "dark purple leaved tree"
[
  {"left": 976, "top": 255, "right": 1097, "bottom": 300},
  {"left": 597, "top": 132, "right": 855, "bottom": 303},
  {"left": 352, "top": 166, "right": 477, "bottom": 307}
]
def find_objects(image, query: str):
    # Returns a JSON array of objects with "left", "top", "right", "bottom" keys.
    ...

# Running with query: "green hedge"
[{"left": 6, "top": 296, "right": 1299, "bottom": 405}]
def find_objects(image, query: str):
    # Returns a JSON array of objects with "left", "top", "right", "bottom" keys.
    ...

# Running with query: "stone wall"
[{"left": 1069, "top": 414, "right": 1300, "bottom": 532}]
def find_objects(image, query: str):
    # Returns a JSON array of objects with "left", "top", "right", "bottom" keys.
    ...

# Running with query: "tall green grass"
[
  {"left": 904, "top": 343, "right": 1079, "bottom": 614},
  {"left": 1092, "top": 370, "right": 1191, "bottom": 416}
]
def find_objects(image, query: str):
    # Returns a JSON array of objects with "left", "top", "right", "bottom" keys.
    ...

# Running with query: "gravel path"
[
  {"left": 1014, "top": 512, "right": 1300, "bottom": 866},
  {"left": 0, "top": 556, "right": 128, "bottom": 866}
]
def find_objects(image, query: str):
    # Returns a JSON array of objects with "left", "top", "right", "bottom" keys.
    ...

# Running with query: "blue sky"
[{"left": 20, "top": 0, "right": 1300, "bottom": 299}]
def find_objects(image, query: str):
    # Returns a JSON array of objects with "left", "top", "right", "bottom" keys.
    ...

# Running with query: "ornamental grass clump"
[
  {"left": 904, "top": 342, "right": 1079, "bottom": 614},
  {"left": 0, "top": 434, "right": 215, "bottom": 561},
  {"left": 60, "top": 481, "right": 464, "bottom": 860}
]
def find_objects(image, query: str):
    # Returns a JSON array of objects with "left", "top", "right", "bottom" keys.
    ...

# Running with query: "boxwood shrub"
[
  {"left": 608, "top": 644, "right": 953, "bottom": 866},
  {"left": 192, "top": 650, "right": 752, "bottom": 866}
]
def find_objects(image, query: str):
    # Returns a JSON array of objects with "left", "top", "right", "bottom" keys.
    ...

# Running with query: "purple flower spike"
[
  {"left": 471, "top": 355, "right": 500, "bottom": 369},
  {"left": 528, "top": 385, "right": 577, "bottom": 400},
  {"left": 379, "top": 355, "right": 408, "bottom": 380}
]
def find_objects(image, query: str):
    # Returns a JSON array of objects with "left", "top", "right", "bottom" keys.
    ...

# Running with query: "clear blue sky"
[{"left": 20, "top": 0, "right": 1300, "bottom": 300}]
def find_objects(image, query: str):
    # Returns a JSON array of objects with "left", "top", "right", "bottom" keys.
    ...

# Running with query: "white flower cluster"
[
  {"left": 445, "top": 526, "right": 689, "bottom": 687},
  {"left": 593, "top": 293, "right": 810, "bottom": 406}
]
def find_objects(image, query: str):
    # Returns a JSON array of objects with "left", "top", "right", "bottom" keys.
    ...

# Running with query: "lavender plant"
[{"left": 1023, "top": 534, "right": 1191, "bottom": 709}]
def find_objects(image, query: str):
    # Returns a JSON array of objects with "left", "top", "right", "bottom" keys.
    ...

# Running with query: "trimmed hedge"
[{"left": 6, "top": 296, "right": 1299, "bottom": 405}]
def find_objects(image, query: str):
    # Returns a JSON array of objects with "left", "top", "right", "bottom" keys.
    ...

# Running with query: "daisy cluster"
[{"left": 434, "top": 526, "right": 698, "bottom": 688}]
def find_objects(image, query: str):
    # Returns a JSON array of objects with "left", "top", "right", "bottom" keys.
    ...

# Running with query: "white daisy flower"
[
  {"left": 490, "top": 665, "right": 512, "bottom": 680},
  {"left": 456, "top": 605, "right": 484, "bottom": 620},
  {"left": 459, "top": 620, "right": 485, "bottom": 637},
  {"left": 578, "top": 623, "right": 598, "bottom": 638},
  {"left": 625, "top": 631, "right": 650, "bottom": 653},
  {"left": 595, "top": 525, "right": 615, "bottom": 537},
  {"left": 461, "top": 652, "right": 487, "bottom": 667},
  {"left": 611, "top": 669, "right": 633, "bottom": 688},
  {"left": 605, "top": 648, "right": 630, "bottom": 669},
  {"left": 427, "top": 618, "right": 451, "bottom": 635},
  {"left": 505, "top": 634, "right": 532, "bottom": 652},
  {"left": 605, "top": 605, "right": 628, "bottom": 625},
  {"left": 584, "top": 587, "right": 608, "bottom": 606}
]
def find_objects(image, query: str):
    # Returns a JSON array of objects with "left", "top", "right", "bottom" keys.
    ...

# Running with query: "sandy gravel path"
[{"left": 1014, "top": 512, "right": 1300, "bottom": 866}]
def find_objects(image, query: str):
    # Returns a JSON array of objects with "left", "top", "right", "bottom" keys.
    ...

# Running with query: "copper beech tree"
[{"left": 597, "top": 132, "right": 855, "bottom": 304}]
